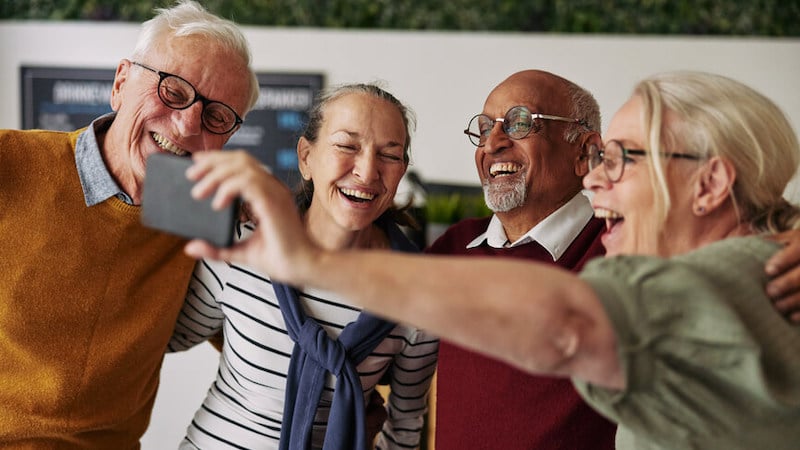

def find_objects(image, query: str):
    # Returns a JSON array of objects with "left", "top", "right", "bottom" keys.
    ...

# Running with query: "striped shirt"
[{"left": 169, "top": 224, "right": 439, "bottom": 449}]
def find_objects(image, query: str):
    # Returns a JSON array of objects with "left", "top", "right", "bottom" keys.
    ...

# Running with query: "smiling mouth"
[
  {"left": 152, "top": 132, "right": 188, "bottom": 156},
  {"left": 339, "top": 187, "right": 376, "bottom": 203},
  {"left": 594, "top": 207, "right": 624, "bottom": 230},
  {"left": 489, "top": 162, "right": 522, "bottom": 178}
]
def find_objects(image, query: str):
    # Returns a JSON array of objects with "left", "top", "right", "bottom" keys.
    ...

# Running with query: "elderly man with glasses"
[
  {"left": 427, "top": 69, "right": 618, "bottom": 450},
  {"left": 0, "top": 1, "right": 258, "bottom": 447}
]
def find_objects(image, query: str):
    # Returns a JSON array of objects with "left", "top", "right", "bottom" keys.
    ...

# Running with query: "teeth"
[
  {"left": 340, "top": 188, "right": 375, "bottom": 200},
  {"left": 152, "top": 133, "right": 188, "bottom": 156},
  {"left": 489, "top": 162, "right": 521, "bottom": 177},
  {"left": 594, "top": 208, "right": 623, "bottom": 219}
]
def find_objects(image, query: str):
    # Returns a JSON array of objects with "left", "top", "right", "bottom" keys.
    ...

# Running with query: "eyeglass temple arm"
[{"left": 464, "top": 129, "right": 480, "bottom": 138}]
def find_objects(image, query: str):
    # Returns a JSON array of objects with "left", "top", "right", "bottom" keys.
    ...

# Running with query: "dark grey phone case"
[{"left": 141, "top": 152, "right": 237, "bottom": 247}]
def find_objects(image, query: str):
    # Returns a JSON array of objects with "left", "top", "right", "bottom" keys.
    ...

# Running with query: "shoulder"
[
  {"left": 1, "top": 128, "right": 72, "bottom": 154},
  {"left": 0, "top": 128, "right": 83, "bottom": 163},
  {"left": 679, "top": 235, "right": 780, "bottom": 272},
  {"left": 581, "top": 236, "right": 777, "bottom": 294},
  {"left": 578, "top": 237, "right": 781, "bottom": 366},
  {"left": 0, "top": 127, "right": 81, "bottom": 144},
  {"left": 426, "top": 216, "right": 491, "bottom": 254}
]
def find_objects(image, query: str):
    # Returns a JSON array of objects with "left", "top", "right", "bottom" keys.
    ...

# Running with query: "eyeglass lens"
[
  {"left": 588, "top": 140, "right": 625, "bottom": 182},
  {"left": 466, "top": 106, "right": 537, "bottom": 146},
  {"left": 157, "top": 75, "right": 240, "bottom": 134}
]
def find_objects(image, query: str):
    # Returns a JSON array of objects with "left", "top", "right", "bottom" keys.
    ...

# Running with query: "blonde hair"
[
  {"left": 634, "top": 70, "right": 800, "bottom": 235},
  {"left": 132, "top": 0, "right": 260, "bottom": 113}
]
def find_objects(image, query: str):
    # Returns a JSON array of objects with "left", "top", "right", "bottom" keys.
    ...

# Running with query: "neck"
[
  {"left": 101, "top": 126, "right": 142, "bottom": 204},
  {"left": 304, "top": 213, "right": 387, "bottom": 251},
  {"left": 662, "top": 207, "right": 751, "bottom": 257},
  {"left": 496, "top": 190, "right": 579, "bottom": 242}
]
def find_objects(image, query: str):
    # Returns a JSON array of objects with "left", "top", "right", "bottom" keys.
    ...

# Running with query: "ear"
[
  {"left": 575, "top": 132, "right": 602, "bottom": 177},
  {"left": 296, "top": 136, "right": 312, "bottom": 181},
  {"left": 109, "top": 59, "right": 131, "bottom": 112},
  {"left": 693, "top": 156, "right": 736, "bottom": 216}
]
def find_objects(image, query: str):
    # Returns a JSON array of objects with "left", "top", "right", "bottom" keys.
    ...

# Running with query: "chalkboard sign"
[
  {"left": 227, "top": 72, "right": 323, "bottom": 187},
  {"left": 20, "top": 66, "right": 324, "bottom": 186},
  {"left": 20, "top": 66, "right": 115, "bottom": 132}
]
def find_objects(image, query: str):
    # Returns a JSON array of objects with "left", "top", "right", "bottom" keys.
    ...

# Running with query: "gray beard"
[{"left": 482, "top": 174, "right": 527, "bottom": 213}]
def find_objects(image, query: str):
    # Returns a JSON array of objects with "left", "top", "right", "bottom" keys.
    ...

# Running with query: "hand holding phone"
[{"left": 142, "top": 152, "right": 238, "bottom": 247}]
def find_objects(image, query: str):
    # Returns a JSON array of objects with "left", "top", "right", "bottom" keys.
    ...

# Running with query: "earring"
[{"left": 696, "top": 206, "right": 706, "bottom": 214}]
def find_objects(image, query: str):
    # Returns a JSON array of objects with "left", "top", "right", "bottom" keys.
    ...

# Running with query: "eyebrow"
[{"left": 332, "top": 130, "right": 404, "bottom": 149}]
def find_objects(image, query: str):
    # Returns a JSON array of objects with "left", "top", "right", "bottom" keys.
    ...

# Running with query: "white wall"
[
  {"left": 2, "top": 23, "right": 800, "bottom": 197},
  {"left": 1, "top": 22, "right": 800, "bottom": 447}
]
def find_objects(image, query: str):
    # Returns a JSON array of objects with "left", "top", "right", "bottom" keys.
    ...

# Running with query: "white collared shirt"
[{"left": 466, "top": 191, "right": 595, "bottom": 261}]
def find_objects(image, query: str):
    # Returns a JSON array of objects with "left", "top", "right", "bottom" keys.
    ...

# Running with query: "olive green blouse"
[{"left": 575, "top": 236, "right": 800, "bottom": 450}]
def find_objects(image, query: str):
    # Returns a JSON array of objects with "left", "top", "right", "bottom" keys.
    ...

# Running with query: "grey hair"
[
  {"left": 131, "top": 0, "right": 259, "bottom": 113},
  {"left": 301, "top": 82, "right": 417, "bottom": 163},
  {"left": 564, "top": 79, "right": 601, "bottom": 144},
  {"left": 637, "top": 70, "right": 800, "bottom": 234}
]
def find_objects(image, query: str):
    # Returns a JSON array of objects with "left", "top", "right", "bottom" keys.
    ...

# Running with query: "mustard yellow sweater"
[{"left": 0, "top": 128, "right": 196, "bottom": 448}]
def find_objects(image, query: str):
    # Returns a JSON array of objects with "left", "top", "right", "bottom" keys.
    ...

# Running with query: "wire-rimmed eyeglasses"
[
  {"left": 588, "top": 139, "right": 702, "bottom": 183},
  {"left": 464, "top": 105, "right": 586, "bottom": 147},
  {"left": 131, "top": 61, "right": 243, "bottom": 135}
]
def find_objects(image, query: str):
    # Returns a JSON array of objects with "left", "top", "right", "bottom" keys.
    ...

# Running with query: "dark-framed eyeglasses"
[
  {"left": 588, "top": 139, "right": 702, "bottom": 183},
  {"left": 131, "top": 61, "right": 243, "bottom": 135},
  {"left": 464, "top": 105, "right": 586, "bottom": 147}
]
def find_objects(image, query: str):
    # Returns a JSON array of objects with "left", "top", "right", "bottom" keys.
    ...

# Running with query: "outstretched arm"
[
  {"left": 183, "top": 150, "right": 623, "bottom": 389},
  {"left": 766, "top": 229, "right": 800, "bottom": 323}
]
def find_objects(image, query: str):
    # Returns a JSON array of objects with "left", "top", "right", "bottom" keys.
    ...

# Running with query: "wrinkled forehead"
[
  {"left": 321, "top": 93, "right": 408, "bottom": 143},
  {"left": 147, "top": 36, "right": 253, "bottom": 113}
]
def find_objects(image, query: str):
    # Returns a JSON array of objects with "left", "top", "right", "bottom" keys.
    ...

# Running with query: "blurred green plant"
[
  {"left": 460, "top": 193, "right": 492, "bottom": 219},
  {"left": 424, "top": 193, "right": 464, "bottom": 225},
  {"left": 2, "top": 0, "right": 798, "bottom": 36},
  {"left": 424, "top": 192, "right": 490, "bottom": 225}
]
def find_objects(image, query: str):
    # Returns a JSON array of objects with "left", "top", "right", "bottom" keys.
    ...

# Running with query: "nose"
[
  {"left": 174, "top": 101, "right": 204, "bottom": 136},
  {"left": 482, "top": 121, "right": 511, "bottom": 154},
  {"left": 353, "top": 150, "right": 379, "bottom": 182},
  {"left": 583, "top": 161, "right": 611, "bottom": 192}
]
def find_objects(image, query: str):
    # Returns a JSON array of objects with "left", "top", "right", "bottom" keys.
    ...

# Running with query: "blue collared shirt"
[
  {"left": 75, "top": 113, "right": 135, "bottom": 206},
  {"left": 466, "top": 191, "right": 595, "bottom": 261}
]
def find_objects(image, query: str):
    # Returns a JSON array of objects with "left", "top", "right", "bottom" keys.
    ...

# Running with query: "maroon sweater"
[{"left": 426, "top": 216, "right": 616, "bottom": 450}]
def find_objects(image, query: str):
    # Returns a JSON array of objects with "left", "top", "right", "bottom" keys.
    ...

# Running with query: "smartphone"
[{"left": 141, "top": 152, "right": 238, "bottom": 247}]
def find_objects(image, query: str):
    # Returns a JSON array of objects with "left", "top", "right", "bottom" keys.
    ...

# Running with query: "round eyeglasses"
[
  {"left": 131, "top": 61, "right": 243, "bottom": 135},
  {"left": 588, "top": 139, "right": 702, "bottom": 183},
  {"left": 464, "top": 105, "right": 585, "bottom": 147}
]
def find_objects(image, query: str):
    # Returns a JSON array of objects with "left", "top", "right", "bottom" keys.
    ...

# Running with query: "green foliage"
[
  {"left": 461, "top": 193, "right": 492, "bottom": 219},
  {"left": 1, "top": 0, "right": 171, "bottom": 20},
  {"left": 424, "top": 193, "right": 464, "bottom": 224},
  {"left": 2, "top": 0, "right": 799, "bottom": 36},
  {"left": 424, "top": 192, "right": 490, "bottom": 224}
]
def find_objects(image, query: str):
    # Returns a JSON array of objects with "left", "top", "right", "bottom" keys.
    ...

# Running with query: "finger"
[
  {"left": 773, "top": 291, "right": 800, "bottom": 313},
  {"left": 765, "top": 237, "right": 800, "bottom": 276},
  {"left": 184, "top": 239, "right": 220, "bottom": 259},
  {"left": 766, "top": 268, "right": 800, "bottom": 298},
  {"left": 209, "top": 167, "right": 265, "bottom": 211},
  {"left": 187, "top": 154, "right": 231, "bottom": 199},
  {"left": 189, "top": 152, "right": 253, "bottom": 202},
  {"left": 766, "top": 229, "right": 792, "bottom": 246}
]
